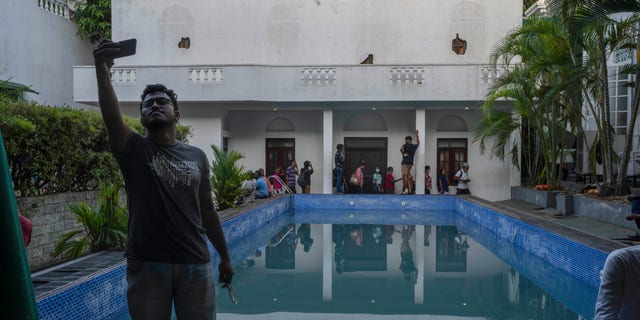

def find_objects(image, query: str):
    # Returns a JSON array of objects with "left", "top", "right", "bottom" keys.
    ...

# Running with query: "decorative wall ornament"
[
  {"left": 360, "top": 54, "right": 374, "bottom": 64},
  {"left": 452, "top": 33, "right": 467, "bottom": 55},
  {"left": 178, "top": 37, "right": 191, "bottom": 49}
]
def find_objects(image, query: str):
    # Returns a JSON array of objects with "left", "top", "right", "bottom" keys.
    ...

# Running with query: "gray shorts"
[{"left": 126, "top": 259, "right": 216, "bottom": 320}]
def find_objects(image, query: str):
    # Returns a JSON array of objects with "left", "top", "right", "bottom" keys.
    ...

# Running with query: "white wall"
[
  {"left": 1, "top": 1, "right": 94, "bottom": 107},
  {"left": 228, "top": 109, "right": 325, "bottom": 194},
  {"left": 112, "top": 0, "right": 522, "bottom": 66},
  {"left": 164, "top": 105, "right": 513, "bottom": 200},
  {"left": 425, "top": 110, "right": 512, "bottom": 201}
]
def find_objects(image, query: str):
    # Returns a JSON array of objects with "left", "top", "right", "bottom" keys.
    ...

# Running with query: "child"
[
  {"left": 385, "top": 167, "right": 401, "bottom": 194},
  {"left": 372, "top": 166, "right": 383, "bottom": 193},
  {"left": 272, "top": 166, "right": 284, "bottom": 193},
  {"left": 425, "top": 165, "right": 432, "bottom": 195},
  {"left": 437, "top": 168, "right": 449, "bottom": 195}
]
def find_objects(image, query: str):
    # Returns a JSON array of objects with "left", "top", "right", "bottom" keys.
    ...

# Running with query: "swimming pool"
[{"left": 35, "top": 195, "right": 607, "bottom": 319}]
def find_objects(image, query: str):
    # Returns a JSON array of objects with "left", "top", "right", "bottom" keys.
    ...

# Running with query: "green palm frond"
[
  {"left": 54, "top": 183, "right": 128, "bottom": 259},
  {"left": 210, "top": 145, "right": 253, "bottom": 211}
]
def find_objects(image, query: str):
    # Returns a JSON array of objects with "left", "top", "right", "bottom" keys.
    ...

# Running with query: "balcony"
[{"left": 73, "top": 64, "right": 506, "bottom": 105}]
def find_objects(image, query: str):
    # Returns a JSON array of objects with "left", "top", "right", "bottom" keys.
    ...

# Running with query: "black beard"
[{"left": 143, "top": 118, "right": 174, "bottom": 130}]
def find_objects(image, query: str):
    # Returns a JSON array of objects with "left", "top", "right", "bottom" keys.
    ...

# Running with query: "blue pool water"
[
  {"left": 212, "top": 209, "right": 596, "bottom": 319},
  {"left": 36, "top": 196, "right": 606, "bottom": 320}
]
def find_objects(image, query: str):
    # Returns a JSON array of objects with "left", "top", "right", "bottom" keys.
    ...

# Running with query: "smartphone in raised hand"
[{"left": 113, "top": 38, "right": 137, "bottom": 59}]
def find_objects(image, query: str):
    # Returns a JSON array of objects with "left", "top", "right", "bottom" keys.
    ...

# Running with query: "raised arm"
[
  {"left": 93, "top": 41, "right": 131, "bottom": 152},
  {"left": 415, "top": 129, "right": 420, "bottom": 146}
]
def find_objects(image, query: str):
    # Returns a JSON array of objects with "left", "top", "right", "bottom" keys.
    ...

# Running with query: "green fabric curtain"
[{"left": 0, "top": 131, "right": 39, "bottom": 319}]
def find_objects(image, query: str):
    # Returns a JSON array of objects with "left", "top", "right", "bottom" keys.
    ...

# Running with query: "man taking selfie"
[{"left": 93, "top": 40, "right": 234, "bottom": 320}]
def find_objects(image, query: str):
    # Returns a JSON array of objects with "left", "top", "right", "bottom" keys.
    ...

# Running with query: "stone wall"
[{"left": 17, "top": 191, "right": 100, "bottom": 271}]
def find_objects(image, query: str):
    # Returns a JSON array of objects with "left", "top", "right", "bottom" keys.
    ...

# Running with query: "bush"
[
  {"left": 0, "top": 98, "right": 192, "bottom": 196},
  {"left": 210, "top": 145, "right": 253, "bottom": 211},
  {"left": 53, "top": 184, "right": 128, "bottom": 259}
]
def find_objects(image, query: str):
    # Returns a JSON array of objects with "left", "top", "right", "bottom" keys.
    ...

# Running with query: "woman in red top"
[{"left": 385, "top": 166, "right": 400, "bottom": 194}]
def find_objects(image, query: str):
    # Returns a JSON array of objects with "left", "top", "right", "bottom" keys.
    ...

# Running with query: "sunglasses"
[
  {"left": 222, "top": 282, "right": 238, "bottom": 304},
  {"left": 141, "top": 97, "right": 172, "bottom": 109}
]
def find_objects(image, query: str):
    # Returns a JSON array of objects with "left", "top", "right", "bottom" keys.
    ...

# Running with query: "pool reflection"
[{"left": 216, "top": 212, "right": 593, "bottom": 320}]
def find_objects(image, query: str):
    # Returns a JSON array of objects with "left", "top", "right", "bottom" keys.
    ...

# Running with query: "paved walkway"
[{"left": 491, "top": 198, "right": 640, "bottom": 252}]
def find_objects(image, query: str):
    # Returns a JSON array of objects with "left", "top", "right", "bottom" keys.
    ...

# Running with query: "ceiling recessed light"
[
  {"left": 464, "top": 107, "right": 470, "bottom": 110},
  {"left": 372, "top": 107, "right": 377, "bottom": 110},
  {"left": 273, "top": 107, "right": 278, "bottom": 111}
]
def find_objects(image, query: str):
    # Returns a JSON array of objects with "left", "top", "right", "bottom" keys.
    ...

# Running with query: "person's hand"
[
  {"left": 415, "top": 129, "right": 419, "bottom": 135},
  {"left": 93, "top": 40, "right": 119, "bottom": 69},
  {"left": 218, "top": 259, "right": 235, "bottom": 285}
]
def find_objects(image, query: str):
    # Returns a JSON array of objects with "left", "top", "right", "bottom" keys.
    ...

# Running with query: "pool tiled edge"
[
  {"left": 454, "top": 197, "right": 608, "bottom": 288},
  {"left": 295, "top": 194, "right": 608, "bottom": 289},
  {"left": 37, "top": 194, "right": 611, "bottom": 319}
]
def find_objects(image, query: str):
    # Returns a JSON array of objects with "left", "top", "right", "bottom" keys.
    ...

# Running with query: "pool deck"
[{"left": 31, "top": 193, "right": 639, "bottom": 301}]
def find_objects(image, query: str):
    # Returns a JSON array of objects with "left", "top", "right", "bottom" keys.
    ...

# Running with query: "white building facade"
[
  {"left": 1, "top": 0, "right": 94, "bottom": 107},
  {"left": 72, "top": 0, "right": 523, "bottom": 201}
]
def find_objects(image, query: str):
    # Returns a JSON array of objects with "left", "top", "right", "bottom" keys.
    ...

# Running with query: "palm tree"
[
  {"left": 555, "top": 0, "right": 640, "bottom": 195},
  {"left": 476, "top": 15, "right": 584, "bottom": 189}
]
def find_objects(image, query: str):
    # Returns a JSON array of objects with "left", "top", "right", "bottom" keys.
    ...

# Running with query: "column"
[
  {"left": 323, "top": 107, "right": 334, "bottom": 194},
  {"left": 414, "top": 225, "right": 425, "bottom": 304},
  {"left": 322, "top": 224, "right": 333, "bottom": 301},
  {"left": 415, "top": 107, "right": 426, "bottom": 195}
]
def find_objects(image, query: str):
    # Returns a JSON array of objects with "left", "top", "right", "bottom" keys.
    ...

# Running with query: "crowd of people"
[
  {"left": 336, "top": 130, "right": 471, "bottom": 195},
  {"left": 241, "top": 130, "right": 473, "bottom": 199}
]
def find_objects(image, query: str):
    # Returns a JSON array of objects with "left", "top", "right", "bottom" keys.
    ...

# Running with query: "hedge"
[{"left": 0, "top": 98, "right": 191, "bottom": 196}]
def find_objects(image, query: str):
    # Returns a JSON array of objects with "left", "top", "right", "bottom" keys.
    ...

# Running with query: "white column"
[
  {"left": 209, "top": 117, "right": 224, "bottom": 150},
  {"left": 322, "top": 224, "right": 333, "bottom": 301},
  {"left": 414, "top": 225, "right": 425, "bottom": 304},
  {"left": 323, "top": 107, "right": 334, "bottom": 194},
  {"left": 415, "top": 107, "right": 426, "bottom": 195}
]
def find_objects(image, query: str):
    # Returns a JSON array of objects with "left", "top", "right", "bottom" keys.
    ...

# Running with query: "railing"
[
  {"left": 301, "top": 67, "right": 336, "bottom": 85},
  {"left": 74, "top": 64, "right": 506, "bottom": 103},
  {"left": 110, "top": 68, "right": 137, "bottom": 85},
  {"left": 389, "top": 67, "right": 425, "bottom": 84},
  {"left": 266, "top": 224, "right": 297, "bottom": 247},
  {"left": 269, "top": 175, "right": 293, "bottom": 195},
  {"left": 188, "top": 67, "right": 223, "bottom": 84},
  {"left": 480, "top": 66, "right": 511, "bottom": 84},
  {"left": 37, "top": 0, "right": 68, "bottom": 18}
]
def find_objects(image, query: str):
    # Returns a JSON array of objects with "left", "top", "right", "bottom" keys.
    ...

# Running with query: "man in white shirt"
[{"left": 454, "top": 163, "right": 471, "bottom": 195}]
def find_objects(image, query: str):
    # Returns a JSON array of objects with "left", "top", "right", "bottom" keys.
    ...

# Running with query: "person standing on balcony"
[
  {"left": 400, "top": 130, "right": 420, "bottom": 194},
  {"left": 93, "top": 41, "right": 233, "bottom": 320},
  {"left": 335, "top": 144, "right": 345, "bottom": 193}
]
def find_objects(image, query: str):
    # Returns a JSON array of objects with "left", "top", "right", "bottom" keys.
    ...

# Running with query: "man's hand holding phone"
[{"left": 93, "top": 38, "right": 137, "bottom": 67}]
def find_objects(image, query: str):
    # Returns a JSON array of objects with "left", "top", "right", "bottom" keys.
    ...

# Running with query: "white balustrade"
[
  {"left": 389, "top": 67, "right": 424, "bottom": 84},
  {"left": 480, "top": 66, "right": 510, "bottom": 84},
  {"left": 188, "top": 67, "right": 223, "bottom": 84},
  {"left": 110, "top": 68, "right": 137, "bottom": 85},
  {"left": 37, "top": 0, "right": 68, "bottom": 18},
  {"left": 301, "top": 68, "right": 336, "bottom": 85}
]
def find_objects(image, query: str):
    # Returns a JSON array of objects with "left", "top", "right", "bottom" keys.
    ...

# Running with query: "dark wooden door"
[
  {"left": 266, "top": 138, "right": 295, "bottom": 176},
  {"left": 437, "top": 139, "right": 467, "bottom": 183},
  {"left": 344, "top": 137, "right": 388, "bottom": 193}
]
